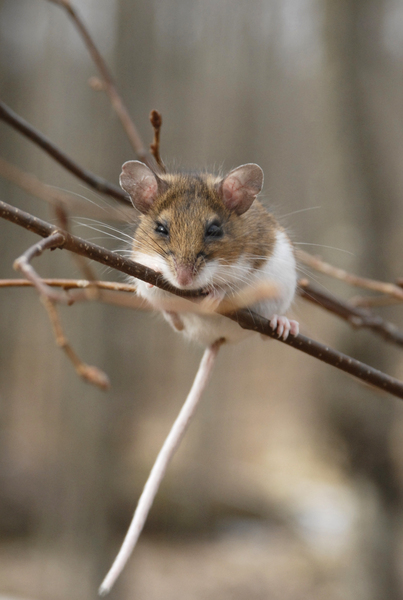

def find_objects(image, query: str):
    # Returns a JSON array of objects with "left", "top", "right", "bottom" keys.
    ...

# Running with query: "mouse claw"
[{"left": 269, "top": 315, "right": 299, "bottom": 341}]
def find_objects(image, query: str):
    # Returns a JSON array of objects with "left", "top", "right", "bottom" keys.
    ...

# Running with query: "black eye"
[
  {"left": 155, "top": 222, "right": 169, "bottom": 237},
  {"left": 205, "top": 221, "right": 223, "bottom": 239}
]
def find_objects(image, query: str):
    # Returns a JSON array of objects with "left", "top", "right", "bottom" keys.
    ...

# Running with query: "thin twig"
[
  {"left": 349, "top": 294, "right": 403, "bottom": 308},
  {"left": 99, "top": 338, "right": 225, "bottom": 596},
  {"left": 13, "top": 231, "right": 69, "bottom": 302},
  {"left": 149, "top": 110, "right": 166, "bottom": 172},
  {"left": 41, "top": 295, "right": 110, "bottom": 390},
  {"left": 2, "top": 199, "right": 403, "bottom": 400},
  {"left": 13, "top": 233, "right": 110, "bottom": 389},
  {"left": 298, "top": 280, "right": 403, "bottom": 347},
  {"left": 0, "top": 101, "right": 129, "bottom": 204},
  {"left": 0, "top": 157, "right": 134, "bottom": 221},
  {"left": 297, "top": 249, "right": 403, "bottom": 300},
  {"left": 54, "top": 203, "right": 101, "bottom": 300},
  {"left": 5, "top": 277, "right": 403, "bottom": 348},
  {"left": 0, "top": 278, "right": 136, "bottom": 292},
  {"left": 0, "top": 200, "right": 202, "bottom": 297},
  {"left": 46, "top": 0, "right": 156, "bottom": 170}
]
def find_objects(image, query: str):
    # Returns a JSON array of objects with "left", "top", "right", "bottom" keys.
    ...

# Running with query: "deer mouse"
[
  {"left": 120, "top": 160, "right": 299, "bottom": 345},
  {"left": 99, "top": 161, "right": 299, "bottom": 595}
]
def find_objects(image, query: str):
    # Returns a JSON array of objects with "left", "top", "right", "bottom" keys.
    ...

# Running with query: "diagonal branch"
[
  {"left": 298, "top": 280, "right": 403, "bottom": 347},
  {"left": 46, "top": 0, "right": 156, "bottom": 170},
  {"left": 297, "top": 249, "right": 403, "bottom": 300},
  {"left": 0, "top": 101, "right": 129, "bottom": 204},
  {"left": 0, "top": 156, "right": 135, "bottom": 221},
  {"left": 2, "top": 199, "right": 403, "bottom": 400}
]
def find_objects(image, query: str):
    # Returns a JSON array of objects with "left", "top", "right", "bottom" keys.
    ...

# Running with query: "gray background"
[{"left": 1, "top": 1, "right": 403, "bottom": 598}]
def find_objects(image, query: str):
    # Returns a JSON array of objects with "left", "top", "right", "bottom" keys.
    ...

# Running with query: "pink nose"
[{"left": 176, "top": 265, "right": 194, "bottom": 287}]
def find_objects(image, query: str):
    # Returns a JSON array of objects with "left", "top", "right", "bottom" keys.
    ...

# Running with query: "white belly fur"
[{"left": 134, "top": 230, "right": 297, "bottom": 346}]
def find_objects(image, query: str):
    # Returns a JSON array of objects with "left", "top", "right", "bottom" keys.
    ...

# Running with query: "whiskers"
[
  {"left": 73, "top": 218, "right": 136, "bottom": 246},
  {"left": 294, "top": 242, "right": 354, "bottom": 256},
  {"left": 49, "top": 183, "right": 137, "bottom": 223}
]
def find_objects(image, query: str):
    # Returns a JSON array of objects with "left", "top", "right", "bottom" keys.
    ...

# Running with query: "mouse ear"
[
  {"left": 217, "top": 163, "right": 264, "bottom": 215},
  {"left": 120, "top": 161, "right": 166, "bottom": 213}
]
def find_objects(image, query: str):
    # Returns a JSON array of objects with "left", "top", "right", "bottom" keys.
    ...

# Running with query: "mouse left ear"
[
  {"left": 120, "top": 160, "right": 167, "bottom": 213},
  {"left": 217, "top": 163, "right": 264, "bottom": 215}
]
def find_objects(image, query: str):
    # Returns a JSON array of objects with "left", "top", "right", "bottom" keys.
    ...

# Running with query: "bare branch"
[
  {"left": 0, "top": 199, "right": 201, "bottom": 297},
  {"left": 149, "top": 110, "right": 166, "bottom": 172},
  {"left": 41, "top": 295, "right": 110, "bottom": 390},
  {"left": 2, "top": 199, "right": 403, "bottom": 400},
  {"left": 0, "top": 157, "right": 135, "bottom": 221},
  {"left": 298, "top": 280, "right": 403, "bottom": 347},
  {"left": 349, "top": 294, "right": 403, "bottom": 309},
  {"left": 6, "top": 277, "right": 403, "bottom": 349},
  {"left": 46, "top": 0, "right": 156, "bottom": 169},
  {"left": 13, "top": 231, "right": 69, "bottom": 302},
  {"left": 99, "top": 338, "right": 224, "bottom": 596},
  {"left": 297, "top": 249, "right": 403, "bottom": 300},
  {"left": 0, "top": 101, "right": 129, "bottom": 204},
  {"left": 0, "top": 278, "right": 136, "bottom": 292},
  {"left": 13, "top": 232, "right": 110, "bottom": 389}
]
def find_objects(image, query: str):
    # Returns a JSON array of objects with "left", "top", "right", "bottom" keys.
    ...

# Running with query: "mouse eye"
[
  {"left": 155, "top": 222, "right": 169, "bottom": 237},
  {"left": 205, "top": 221, "right": 223, "bottom": 240}
]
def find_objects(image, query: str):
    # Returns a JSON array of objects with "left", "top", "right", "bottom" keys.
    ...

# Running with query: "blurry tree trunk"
[{"left": 324, "top": 1, "right": 401, "bottom": 598}]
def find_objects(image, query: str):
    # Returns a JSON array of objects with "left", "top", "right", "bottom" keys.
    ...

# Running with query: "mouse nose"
[{"left": 175, "top": 264, "right": 194, "bottom": 287}]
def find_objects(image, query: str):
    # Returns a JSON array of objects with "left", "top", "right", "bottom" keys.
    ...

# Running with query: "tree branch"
[
  {"left": 0, "top": 156, "right": 135, "bottom": 221},
  {"left": 0, "top": 101, "right": 129, "bottom": 204},
  {"left": 298, "top": 280, "right": 403, "bottom": 347},
  {"left": 46, "top": 0, "right": 157, "bottom": 170},
  {"left": 297, "top": 248, "right": 403, "bottom": 300},
  {"left": 149, "top": 110, "right": 166, "bottom": 172},
  {"left": 12, "top": 231, "right": 110, "bottom": 388},
  {"left": 2, "top": 199, "right": 403, "bottom": 400}
]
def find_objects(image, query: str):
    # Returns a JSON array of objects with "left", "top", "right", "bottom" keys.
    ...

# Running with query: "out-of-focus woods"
[{"left": 1, "top": 0, "right": 403, "bottom": 598}]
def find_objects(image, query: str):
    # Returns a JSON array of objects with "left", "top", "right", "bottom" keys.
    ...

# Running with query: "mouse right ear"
[
  {"left": 120, "top": 161, "right": 166, "bottom": 213},
  {"left": 217, "top": 163, "right": 264, "bottom": 215}
]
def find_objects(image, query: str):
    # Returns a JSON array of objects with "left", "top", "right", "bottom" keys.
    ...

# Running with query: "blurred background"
[{"left": 1, "top": 0, "right": 403, "bottom": 598}]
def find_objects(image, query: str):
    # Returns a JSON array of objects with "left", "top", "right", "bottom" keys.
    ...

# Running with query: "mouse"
[
  {"left": 120, "top": 160, "right": 299, "bottom": 345},
  {"left": 99, "top": 160, "right": 299, "bottom": 595}
]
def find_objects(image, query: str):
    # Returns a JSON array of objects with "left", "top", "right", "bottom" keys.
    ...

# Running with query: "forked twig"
[
  {"left": 99, "top": 338, "right": 225, "bottom": 596},
  {"left": 13, "top": 232, "right": 110, "bottom": 389},
  {"left": 13, "top": 231, "right": 69, "bottom": 302}
]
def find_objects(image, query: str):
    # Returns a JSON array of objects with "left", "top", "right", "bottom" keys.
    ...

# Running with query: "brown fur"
[{"left": 133, "top": 172, "right": 278, "bottom": 277}]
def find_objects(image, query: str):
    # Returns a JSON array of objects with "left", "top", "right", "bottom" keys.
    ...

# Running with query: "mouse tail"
[{"left": 99, "top": 337, "right": 225, "bottom": 596}]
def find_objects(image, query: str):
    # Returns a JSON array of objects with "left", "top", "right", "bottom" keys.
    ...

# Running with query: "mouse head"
[{"left": 120, "top": 161, "right": 264, "bottom": 290}]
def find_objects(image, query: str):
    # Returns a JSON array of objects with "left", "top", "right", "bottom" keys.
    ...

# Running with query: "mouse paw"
[
  {"left": 199, "top": 288, "right": 226, "bottom": 313},
  {"left": 269, "top": 315, "right": 299, "bottom": 341},
  {"left": 163, "top": 310, "right": 184, "bottom": 331}
]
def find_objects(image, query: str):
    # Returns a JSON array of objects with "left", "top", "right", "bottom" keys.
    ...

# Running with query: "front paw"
[
  {"left": 269, "top": 315, "right": 299, "bottom": 341},
  {"left": 199, "top": 287, "right": 226, "bottom": 313},
  {"left": 163, "top": 310, "right": 184, "bottom": 331}
]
